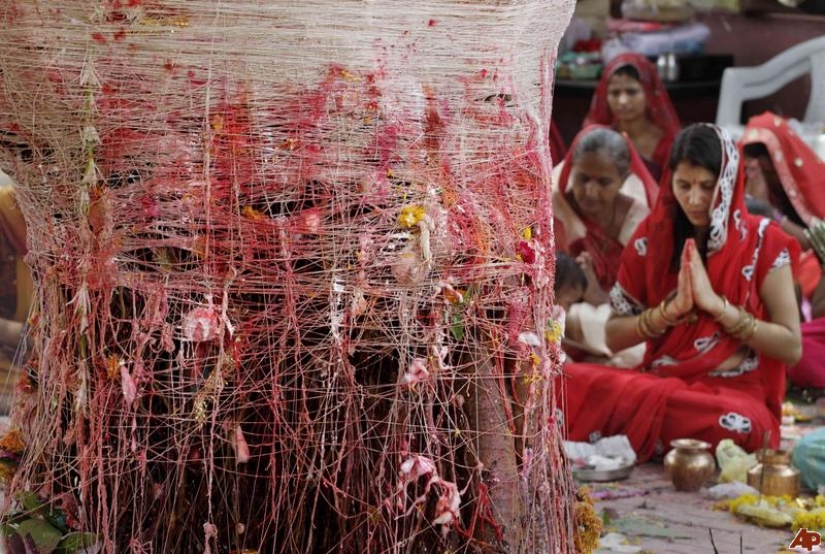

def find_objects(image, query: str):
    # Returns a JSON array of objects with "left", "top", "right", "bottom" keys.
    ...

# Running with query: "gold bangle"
[
  {"left": 643, "top": 308, "right": 665, "bottom": 338},
  {"left": 658, "top": 299, "right": 680, "bottom": 327},
  {"left": 725, "top": 307, "right": 752, "bottom": 337},
  {"left": 722, "top": 306, "right": 745, "bottom": 335},
  {"left": 636, "top": 312, "right": 647, "bottom": 339},
  {"left": 713, "top": 295, "right": 729, "bottom": 323},
  {"left": 638, "top": 310, "right": 653, "bottom": 339},
  {"left": 739, "top": 315, "right": 758, "bottom": 342}
]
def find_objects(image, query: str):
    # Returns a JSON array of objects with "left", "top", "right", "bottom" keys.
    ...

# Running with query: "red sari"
[
  {"left": 743, "top": 112, "right": 825, "bottom": 388},
  {"left": 561, "top": 125, "right": 798, "bottom": 461},
  {"left": 583, "top": 54, "right": 680, "bottom": 180},
  {"left": 741, "top": 112, "right": 825, "bottom": 298},
  {"left": 553, "top": 125, "right": 658, "bottom": 291}
]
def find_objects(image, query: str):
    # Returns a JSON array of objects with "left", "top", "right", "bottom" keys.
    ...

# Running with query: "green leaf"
[
  {"left": 17, "top": 491, "right": 44, "bottom": 515},
  {"left": 55, "top": 532, "right": 99, "bottom": 554},
  {"left": 450, "top": 313, "right": 464, "bottom": 341},
  {"left": 14, "top": 519, "right": 62, "bottom": 553}
]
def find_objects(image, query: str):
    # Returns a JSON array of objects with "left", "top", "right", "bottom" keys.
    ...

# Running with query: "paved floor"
[{"left": 591, "top": 462, "right": 795, "bottom": 553}]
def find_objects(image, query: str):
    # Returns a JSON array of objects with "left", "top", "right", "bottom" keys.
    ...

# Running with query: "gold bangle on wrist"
[
  {"left": 739, "top": 315, "right": 758, "bottom": 342},
  {"left": 658, "top": 299, "right": 680, "bottom": 327},
  {"left": 723, "top": 306, "right": 757, "bottom": 341},
  {"left": 722, "top": 306, "right": 744, "bottom": 335},
  {"left": 636, "top": 312, "right": 648, "bottom": 339},
  {"left": 639, "top": 308, "right": 665, "bottom": 338},
  {"left": 713, "top": 295, "right": 729, "bottom": 323}
]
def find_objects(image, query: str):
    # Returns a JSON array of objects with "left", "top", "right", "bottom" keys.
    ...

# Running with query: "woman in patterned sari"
[
  {"left": 584, "top": 53, "right": 681, "bottom": 182},
  {"left": 561, "top": 124, "right": 801, "bottom": 461}
]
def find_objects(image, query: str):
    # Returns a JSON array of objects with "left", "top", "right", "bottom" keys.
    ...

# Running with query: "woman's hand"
[
  {"left": 669, "top": 241, "right": 694, "bottom": 317},
  {"left": 576, "top": 252, "right": 609, "bottom": 305},
  {"left": 685, "top": 239, "right": 725, "bottom": 316}
]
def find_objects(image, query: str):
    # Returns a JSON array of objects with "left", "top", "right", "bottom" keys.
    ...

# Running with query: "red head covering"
[
  {"left": 741, "top": 111, "right": 825, "bottom": 226},
  {"left": 549, "top": 120, "right": 566, "bottom": 163},
  {"left": 584, "top": 54, "right": 680, "bottom": 177},
  {"left": 584, "top": 53, "right": 681, "bottom": 139},
  {"left": 612, "top": 124, "right": 798, "bottom": 420},
  {"left": 558, "top": 124, "right": 658, "bottom": 208},
  {"left": 554, "top": 125, "right": 658, "bottom": 290}
]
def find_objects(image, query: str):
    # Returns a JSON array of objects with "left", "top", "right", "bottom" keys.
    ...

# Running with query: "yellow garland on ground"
[
  {"left": 719, "top": 493, "right": 825, "bottom": 531},
  {"left": 574, "top": 486, "right": 602, "bottom": 554}
]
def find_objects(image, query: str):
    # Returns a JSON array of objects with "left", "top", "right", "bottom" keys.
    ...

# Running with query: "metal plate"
[{"left": 572, "top": 463, "right": 634, "bottom": 483}]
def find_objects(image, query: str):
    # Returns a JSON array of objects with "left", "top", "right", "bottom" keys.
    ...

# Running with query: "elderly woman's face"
[
  {"left": 569, "top": 150, "right": 625, "bottom": 221},
  {"left": 606, "top": 73, "right": 646, "bottom": 124}
]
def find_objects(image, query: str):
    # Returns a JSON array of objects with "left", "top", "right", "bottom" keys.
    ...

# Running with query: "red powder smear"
[
  {"left": 91, "top": 32, "right": 107, "bottom": 44},
  {"left": 428, "top": 19, "right": 436, "bottom": 26},
  {"left": 113, "top": 28, "right": 127, "bottom": 41}
]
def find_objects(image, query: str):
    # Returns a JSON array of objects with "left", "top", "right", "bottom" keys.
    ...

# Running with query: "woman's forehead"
[
  {"left": 673, "top": 162, "right": 716, "bottom": 181},
  {"left": 607, "top": 73, "right": 641, "bottom": 89},
  {"left": 573, "top": 151, "right": 622, "bottom": 174}
]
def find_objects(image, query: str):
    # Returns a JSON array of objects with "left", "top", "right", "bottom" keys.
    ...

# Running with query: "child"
[
  {"left": 555, "top": 251, "right": 587, "bottom": 313},
  {"left": 554, "top": 252, "right": 587, "bottom": 363}
]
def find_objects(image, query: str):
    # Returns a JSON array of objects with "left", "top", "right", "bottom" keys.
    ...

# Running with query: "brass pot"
[
  {"left": 663, "top": 439, "right": 716, "bottom": 492},
  {"left": 747, "top": 449, "right": 799, "bottom": 498}
]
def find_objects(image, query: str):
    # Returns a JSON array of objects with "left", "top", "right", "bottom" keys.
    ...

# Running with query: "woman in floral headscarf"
[
  {"left": 562, "top": 124, "right": 801, "bottom": 461},
  {"left": 584, "top": 53, "right": 681, "bottom": 181}
]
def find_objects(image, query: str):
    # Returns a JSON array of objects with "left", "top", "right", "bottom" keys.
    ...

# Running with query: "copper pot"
[
  {"left": 747, "top": 449, "right": 799, "bottom": 498},
  {"left": 663, "top": 439, "right": 716, "bottom": 492}
]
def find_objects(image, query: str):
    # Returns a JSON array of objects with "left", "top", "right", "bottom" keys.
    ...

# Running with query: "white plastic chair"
[{"left": 715, "top": 36, "right": 825, "bottom": 128}]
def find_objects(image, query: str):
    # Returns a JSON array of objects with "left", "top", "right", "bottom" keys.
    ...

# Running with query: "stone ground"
[
  {"left": 591, "top": 463, "right": 795, "bottom": 554},
  {"left": 589, "top": 414, "right": 822, "bottom": 554}
]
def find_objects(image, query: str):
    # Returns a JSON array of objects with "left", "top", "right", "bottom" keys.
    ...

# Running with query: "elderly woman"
[
  {"left": 584, "top": 53, "right": 681, "bottom": 181},
  {"left": 553, "top": 126, "right": 657, "bottom": 364},
  {"left": 563, "top": 124, "right": 801, "bottom": 460}
]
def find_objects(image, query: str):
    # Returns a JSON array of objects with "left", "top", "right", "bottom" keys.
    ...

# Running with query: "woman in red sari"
[
  {"left": 584, "top": 53, "right": 680, "bottom": 182},
  {"left": 741, "top": 111, "right": 825, "bottom": 298},
  {"left": 562, "top": 124, "right": 801, "bottom": 461},
  {"left": 553, "top": 126, "right": 658, "bottom": 365},
  {"left": 741, "top": 112, "right": 825, "bottom": 388}
]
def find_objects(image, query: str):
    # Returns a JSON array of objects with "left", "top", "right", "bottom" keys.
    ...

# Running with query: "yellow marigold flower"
[
  {"left": 545, "top": 320, "right": 563, "bottom": 344},
  {"left": 242, "top": 206, "right": 265, "bottom": 221},
  {"left": 0, "top": 429, "right": 24, "bottom": 455},
  {"left": 398, "top": 205, "right": 426, "bottom": 228}
]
